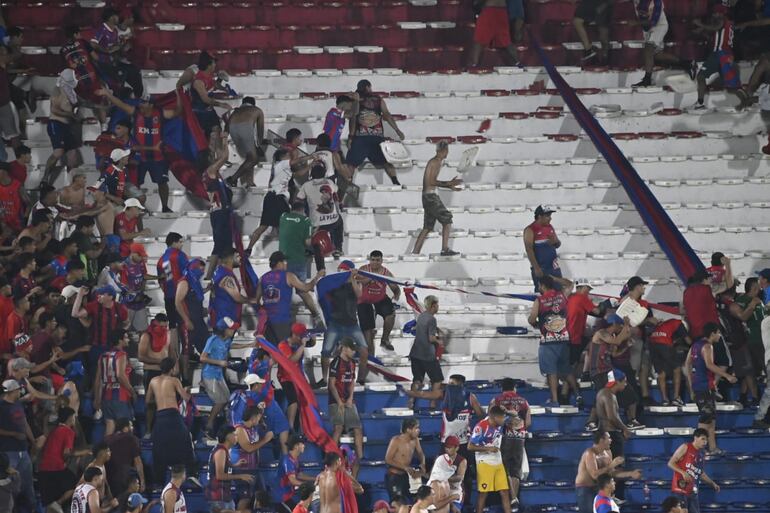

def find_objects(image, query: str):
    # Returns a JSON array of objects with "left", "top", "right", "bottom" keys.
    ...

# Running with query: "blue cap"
[
  {"left": 606, "top": 368, "right": 626, "bottom": 387},
  {"left": 338, "top": 260, "right": 355, "bottom": 271},
  {"left": 757, "top": 268, "right": 770, "bottom": 280},
  {"left": 94, "top": 286, "right": 116, "bottom": 297},
  {"left": 65, "top": 361, "right": 85, "bottom": 380},
  {"left": 606, "top": 313, "right": 624, "bottom": 325},
  {"left": 127, "top": 493, "right": 148, "bottom": 508}
]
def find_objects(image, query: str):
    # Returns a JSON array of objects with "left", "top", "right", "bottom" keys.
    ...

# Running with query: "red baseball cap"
[
  {"left": 291, "top": 322, "right": 308, "bottom": 337},
  {"left": 373, "top": 500, "right": 393, "bottom": 512},
  {"left": 444, "top": 435, "right": 461, "bottom": 448},
  {"left": 129, "top": 243, "right": 147, "bottom": 257}
]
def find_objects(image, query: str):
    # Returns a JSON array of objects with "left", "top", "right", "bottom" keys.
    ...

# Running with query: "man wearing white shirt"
[
  {"left": 247, "top": 149, "right": 297, "bottom": 253},
  {"left": 297, "top": 162, "right": 344, "bottom": 258}
]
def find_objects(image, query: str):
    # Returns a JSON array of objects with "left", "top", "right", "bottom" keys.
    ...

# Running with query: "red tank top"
[
  {"left": 527, "top": 221, "right": 555, "bottom": 245},
  {"left": 649, "top": 319, "right": 683, "bottom": 346},
  {"left": 671, "top": 442, "right": 704, "bottom": 495}
]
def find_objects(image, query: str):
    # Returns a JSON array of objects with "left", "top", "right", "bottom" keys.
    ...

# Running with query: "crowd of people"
[{"left": 0, "top": 2, "right": 767, "bottom": 513}]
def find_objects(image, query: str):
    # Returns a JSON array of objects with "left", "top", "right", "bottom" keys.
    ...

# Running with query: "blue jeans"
[
  {"left": 287, "top": 261, "right": 308, "bottom": 282},
  {"left": 5, "top": 451, "right": 34, "bottom": 513},
  {"left": 575, "top": 486, "right": 595, "bottom": 513},
  {"left": 322, "top": 323, "right": 367, "bottom": 357}
]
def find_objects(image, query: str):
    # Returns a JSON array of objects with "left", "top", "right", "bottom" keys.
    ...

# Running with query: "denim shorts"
[
  {"left": 287, "top": 261, "right": 308, "bottom": 282},
  {"left": 322, "top": 323, "right": 367, "bottom": 357}
]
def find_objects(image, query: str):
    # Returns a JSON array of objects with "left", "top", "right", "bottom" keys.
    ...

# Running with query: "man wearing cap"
[
  {"left": 523, "top": 205, "right": 561, "bottom": 292},
  {"left": 596, "top": 369, "right": 633, "bottom": 471},
  {"left": 92, "top": 147, "right": 146, "bottom": 206},
  {"left": 72, "top": 284, "right": 128, "bottom": 378},
  {"left": 328, "top": 337, "right": 364, "bottom": 474},
  {"left": 235, "top": 372, "right": 290, "bottom": 454},
  {"left": 528, "top": 275, "right": 581, "bottom": 407},
  {"left": 0, "top": 379, "right": 35, "bottom": 513},
  {"left": 321, "top": 261, "right": 369, "bottom": 385},
  {"left": 427, "top": 436, "right": 466, "bottom": 513},
  {"left": 277, "top": 322, "right": 315, "bottom": 429},
  {"left": 114, "top": 198, "right": 150, "bottom": 258},
  {"left": 346, "top": 79, "right": 403, "bottom": 186},
  {"left": 257, "top": 251, "right": 325, "bottom": 344},
  {"left": 200, "top": 316, "right": 254, "bottom": 438},
  {"left": 567, "top": 279, "right": 603, "bottom": 380},
  {"left": 96, "top": 87, "right": 182, "bottom": 213},
  {"left": 120, "top": 242, "right": 155, "bottom": 332},
  {"left": 6, "top": 356, "right": 57, "bottom": 403}
]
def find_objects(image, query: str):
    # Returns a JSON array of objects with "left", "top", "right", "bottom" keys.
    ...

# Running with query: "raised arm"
[{"left": 96, "top": 88, "right": 136, "bottom": 116}]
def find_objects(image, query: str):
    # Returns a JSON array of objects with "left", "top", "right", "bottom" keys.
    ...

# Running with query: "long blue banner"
[{"left": 532, "top": 42, "right": 705, "bottom": 284}]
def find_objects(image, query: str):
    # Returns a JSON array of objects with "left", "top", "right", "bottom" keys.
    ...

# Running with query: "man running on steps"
[
  {"left": 412, "top": 141, "right": 462, "bottom": 256},
  {"left": 346, "top": 80, "right": 404, "bottom": 186},
  {"left": 225, "top": 96, "right": 265, "bottom": 188},
  {"left": 631, "top": 0, "right": 697, "bottom": 87},
  {"left": 686, "top": 322, "right": 737, "bottom": 455},
  {"left": 469, "top": 0, "right": 521, "bottom": 67}
]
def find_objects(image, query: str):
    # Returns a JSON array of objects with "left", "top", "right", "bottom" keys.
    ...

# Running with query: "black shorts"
[
  {"left": 411, "top": 357, "right": 444, "bottom": 384},
  {"left": 695, "top": 390, "right": 716, "bottom": 424},
  {"left": 47, "top": 119, "right": 78, "bottom": 152},
  {"left": 730, "top": 345, "right": 754, "bottom": 378},
  {"left": 39, "top": 469, "right": 78, "bottom": 505},
  {"left": 574, "top": 0, "right": 613, "bottom": 26},
  {"left": 194, "top": 108, "right": 221, "bottom": 137},
  {"left": 608, "top": 430, "right": 624, "bottom": 458},
  {"left": 260, "top": 191, "right": 290, "bottom": 228},
  {"left": 210, "top": 209, "right": 233, "bottom": 257},
  {"left": 713, "top": 338, "right": 730, "bottom": 367},
  {"left": 138, "top": 160, "right": 169, "bottom": 185},
  {"left": 357, "top": 297, "right": 396, "bottom": 331},
  {"left": 280, "top": 380, "right": 298, "bottom": 405},
  {"left": 386, "top": 472, "right": 412, "bottom": 502},
  {"left": 345, "top": 135, "right": 388, "bottom": 167},
  {"left": 651, "top": 343, "right": 675, "bottom": 375},
  {"left": 501, "top": 438, "right": 525, "bottom": 480},
  {"left": 569, "top": 338, "right": 588, "bottom": 366},
  {"left": 164, "top": 296, "right": 180, "bottom": 328}
]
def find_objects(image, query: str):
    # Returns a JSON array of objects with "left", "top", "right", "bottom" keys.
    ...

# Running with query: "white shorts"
[{"left": 643, "top": 14, "right": 668, "bottom": 52}]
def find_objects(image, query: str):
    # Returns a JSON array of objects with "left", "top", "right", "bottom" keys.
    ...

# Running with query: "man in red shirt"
[
  {"left": 114, "top": 198, "right": 150, "bottom": 258},
  {"left": 38, "top": 407, "right": 89, "bottom": 511},
  {"left": 71, "top": 285, "right": 128, "bottom": 377},
  {"left": 682, "top": 270, "right": 720, "bottom": 340},
  {"left": 567, "top": 279, "right": 603, "bottom": 379},
  {"left": 0, "top": 162, "right": 29, "bottom": 237},
  {"left": 357, "top": 250, "right": 400, "bottom": 353},
  {"left": 0, "top": 277, "right": 13, "bottom": 337},
  {"left": 4, "top": 294, "right": 30, "bottom": 355},
  {"left": 8, "top": 145, "right": 30, "bottom": 185}
]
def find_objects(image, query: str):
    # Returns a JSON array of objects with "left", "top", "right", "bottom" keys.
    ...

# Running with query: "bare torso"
[
  {"left": 422, "top": 157, "right": 442, "bottom": 194},
  {"left": 319, "top": 469, "right": 340, "bottom": 513},
  {"left": 596, "top": 388, "right": 619, "bottom": 433},
  {"left": 228, "top": 105, "right": 260, "bottom": 126},
  {"left": 387, "top": 434, "right": 417, "bottom": 475},
  {"left": 575, "top": 447, "right": 612, "bottom": 487},
  {"left": 149, "top": 374, "right": 182, "bottom": 411},
  {"left": 139, "top": 333, "right": 169, "bottom": 372},
  {"left": 430, "top": 481, "right": 451, "bottom": 513}
]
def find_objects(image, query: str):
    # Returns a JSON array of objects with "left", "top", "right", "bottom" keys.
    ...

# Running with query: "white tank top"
[
  {"left": 441, "top": 410, "right": 472, "bottom": 444},
  {"left": 71, "top": 483, "right": 95, "bottom": 513},
  {"left": 427, "top": 454, "right": 464, "bottom": 502},
  {"left": 162, "top": 482, "right": 188, "bottom": 513}
]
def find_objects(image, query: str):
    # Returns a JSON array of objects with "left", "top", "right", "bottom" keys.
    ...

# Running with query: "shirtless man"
[
  {"left": 146, "top": 357, "right": 198, "bottom": 487},
  {"left": 225, "top": 97, "right": 265, "bottom": 187},
  {"left": 412, "top": 141, "right": 462, "bottom": 256},
  {"left": 385, "top": 418, "right": 426, "bottom": 502},
  {"left": 318, "top": 452, "right": 363, "bottom": 513},
  {"left": 409, "top": 485, "right": 458, "bottom": 513},
  {"left": 575, "top": 431, "right": 641, "bottom": 513},
  {"left": 595, "top": 369, "right": 634, "bottom": 500},
  {"left": 58, "top": 171, "right": 115, "bottom": 237},
  {"left": 138, "top": 313, "right": 175, "bottom": 434}
]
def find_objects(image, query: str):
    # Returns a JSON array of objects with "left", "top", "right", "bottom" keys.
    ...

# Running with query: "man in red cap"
[
  {"left": 277, "top": 323, "right": 315, "bottom": 429},
  {"left": 427, "top": 435, "right": 466, "bottom": 513}
]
